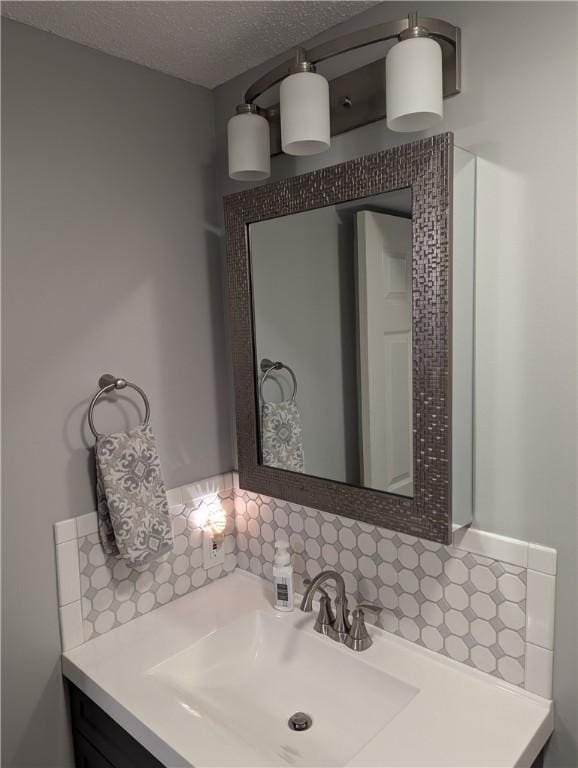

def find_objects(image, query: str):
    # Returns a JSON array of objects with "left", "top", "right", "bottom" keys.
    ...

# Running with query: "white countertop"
[{"left": 63, "top": 570, "right": 553, "bottom": 768}]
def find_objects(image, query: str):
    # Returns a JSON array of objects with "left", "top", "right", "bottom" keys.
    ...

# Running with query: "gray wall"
[
  {"left": 1, "top": 19, "right": 231, "bottom": 767},
  {"left": 214, "top": 3, "right": 578, "bottom": 766}
]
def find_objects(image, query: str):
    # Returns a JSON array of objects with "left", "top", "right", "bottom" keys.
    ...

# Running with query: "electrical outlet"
[{"left": 203, "top": 530, "right": 225, "bottom": 570}]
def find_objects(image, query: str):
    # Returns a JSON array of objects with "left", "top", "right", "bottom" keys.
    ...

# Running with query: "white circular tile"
[
  {"left": 398, "top": 569, "right": 419, "bottom": 594},
  {"left": 378, "top": 562, "right": 397, "bottom": 586},
  {"left": 321, "top": 522, "right": 338, "bottom": 544},
  {"left": 305, "top": 538, "right": 321, "bottom": 560},
  {"left": 112, "top": 559, "right": 131, "bottom": 581},
  {"left": 420, "top": 576, "right": 443, "bottom": 602},
  {"left": 91, "top": 566, "right": 112, "bottom": 590},
  {"left": 172, "top": 515, "right": 186, "bottom": 537},
  {"left": 339, "top": 549, "right": 356, "bottom": 572},
  {"left": 289, "top": 512, "right": 304, "bottom": 533},
  {"left": 261, "top": 523, "right": 274, "bottom": 543},
  {"left": 470, "top": 592, "right": 497, "bottom": 620},
  {"left": 377, "top": 539, "right": 397, "bottom": 563},
  {"left": 498, "top": 601, "right": 525, "bottom": 631},
  {"left": 471, "top": 619, "right": 497, "bottom": 647},
  {"left": 399, "top": 593, "right": 419, "bottom": 618},
  {"left": 321, "top": 544, "right": 338, "bottom": 566},
  {"left": 470, "top": 565, "right": 497, "bottom": 593},
  {"left": 114, "top": 580, "right": 134, "bottom": 603},
  {"left": 378, "top": 585, "right": 398, "bottom": 610},
  {"left": 358, "top": 533, "right": 377, "bottom": 557},
  {"left": 498, "top": 628, "right": 524, "bottom": 657},
  {"left": 289, "top": 533, "right": 305, "bottom": 554},
  {"left": 175, "top": 574, "right": 191, "bottom": 595},
  {"left": 498, "top": 573, "right": 525, "bottom": 603},
  {"left": 89, "top": 546, "right": 106, "bottom": 567},
  {"left": 191, "top": 569, "right": 207, "bottom": 588},
  {"left": 498, "top": 656, "right": 524, "bottom": 685},
  {"left": 249, "top": 538, "right": 262, "bottom": 557},
  {"left": 444, "top": 557, "right": 468, "bottom": 585},
  {"left": 445, "top": 635, "right": 468, "bottom": 662},
  {"left": 173, "top": 534, "right": 188, "bottom": 556},
  {"left": 420, "top": 551, "right": 443, "bottom": 577},
  {"left": 190, "top": 548, "right": 203, "bottom": 568},
  {"left": 173, "top": 554, "right": 189, "bottom": 576},
  {"left": 157, "top": 583, "right": 174, "bottom": 604},
  {"left": 116, "top": 601, "right": 136, "bottom": 624},
  {"left": 399, "top": 617, "right": 420, "bottom": 641},
  {"left": 445, "top": 583, "right": 468, "bottom": 610},
  {"left": 260, "top": 504, "right": 273, "bottom": 523},
  {"left": 137, "top": 592, "right": 155, "bottom": 614},
  {"left": 398, "top": 545, "right": 418, "bottom": 570},
  {"left": 95, "top": 611, "right": 115, "bottom": 634},
  {"left": 421, "top": 626, "right": 443, "bottom": 651},
  {"left": 93, "top": 588, "right": 113, "bottom": 612},
  {"left": 358, "top": 556, "right": 377, "bottom": 579},
  {"left": 339, "top": 527, "right": 356, "bottom": 550},
  {"left": 470, "top": 645, "right": 497, "bottom": 673},
  {"left": 136, "top": 571, "right": 154, "bottom": 593},
  {"left": 304, "top": 518, "right": 320, "bottom": 539},
  {"left": 420, "top": 601, "right": 443, "bottom": 627},
  {"left": 155, "top": 562, "right": 172, "bottom": 584},
  {"left": 445, "top": 609, "right": 468, "bottom": 636}
]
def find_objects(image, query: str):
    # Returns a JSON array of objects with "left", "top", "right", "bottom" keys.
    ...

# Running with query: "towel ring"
[
  {"left": 259, "top": 359, "right": 297, "bottom": 403},
  {"left": 88, "top": 374, "right": 151, "bottom": 439}
]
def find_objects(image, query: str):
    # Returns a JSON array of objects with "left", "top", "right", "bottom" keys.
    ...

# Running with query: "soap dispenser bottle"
[{"left": 273, "top": 540, "right": 294, "bottom": 612}]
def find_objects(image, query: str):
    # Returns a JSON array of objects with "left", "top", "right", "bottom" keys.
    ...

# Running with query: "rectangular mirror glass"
[{"left": 249, "top": 188, "right": 414, "bottom": 496}]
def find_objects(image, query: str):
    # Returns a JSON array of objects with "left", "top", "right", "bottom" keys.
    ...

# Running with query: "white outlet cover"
[{"left": 203, "top": 531, "right": 225, "bottom": 570}]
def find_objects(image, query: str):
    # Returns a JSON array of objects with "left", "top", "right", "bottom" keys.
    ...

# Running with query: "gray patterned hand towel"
[
  {"left": 95, "top": 424, "right": 173, "bottom": 565},
  {"left": 261, "top": 401, "right": 305, "bottom": 472}
]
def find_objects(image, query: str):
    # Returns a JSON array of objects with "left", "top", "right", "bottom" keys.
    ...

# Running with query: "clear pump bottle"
[{"left": 273, "top": 540, "right": 294, "bottom": 611}]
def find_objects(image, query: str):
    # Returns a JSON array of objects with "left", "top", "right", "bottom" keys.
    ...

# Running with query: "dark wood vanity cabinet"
[{"left": 68, "top": 682, "right": 164, "bottom": 768}]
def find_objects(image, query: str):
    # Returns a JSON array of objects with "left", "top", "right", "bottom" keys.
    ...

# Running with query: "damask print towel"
[
  {"left": 261, "top": 400, "right": 305, "bottom": 472},
  {"left": 95, "top": 424, "right": 173, "bottom": 565}
]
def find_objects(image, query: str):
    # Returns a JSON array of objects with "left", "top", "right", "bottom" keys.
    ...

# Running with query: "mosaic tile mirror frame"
[{"left": 224, "top": 132, "right": 474, "bottom": 544}]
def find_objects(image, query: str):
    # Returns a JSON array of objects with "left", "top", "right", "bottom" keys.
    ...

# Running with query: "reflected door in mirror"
[{"left": 357, "top": 211, "right": 413, "bottom": 496}]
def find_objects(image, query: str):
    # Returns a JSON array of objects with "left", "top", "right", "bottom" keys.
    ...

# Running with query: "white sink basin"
[{"left": 149, "top": 609, "right": 418, "bottom": 767}]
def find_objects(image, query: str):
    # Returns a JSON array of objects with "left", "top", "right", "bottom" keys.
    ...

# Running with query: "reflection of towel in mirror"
[
  {"left": 261, "top": 401, "right": 305, "bottom": 472},
  {"left": 95, "top": 424, "right": 173, "bottom": 565}
]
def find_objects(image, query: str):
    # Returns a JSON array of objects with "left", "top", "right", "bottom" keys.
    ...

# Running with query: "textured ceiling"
[{"left": 1, "top": 1, "right": 379, "bottom": 88}]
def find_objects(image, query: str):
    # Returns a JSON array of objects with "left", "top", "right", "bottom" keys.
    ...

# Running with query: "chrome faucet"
[
  {"left": 300, "top": 571, "right": 351, "bottom": 642},
  {"left": 300, "top": 571, "right": 380, "bottom": 650}
]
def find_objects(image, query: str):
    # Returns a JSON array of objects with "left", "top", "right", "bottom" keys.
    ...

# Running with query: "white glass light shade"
[
  {"left": 280, "top": 71, "right": 330, "bottom": 156},
  {"left": 227, "top": 112, "right": 270, "bottom": 181},
  {"left": 386, "top": 36, "right": 443, "bottom": 132}
]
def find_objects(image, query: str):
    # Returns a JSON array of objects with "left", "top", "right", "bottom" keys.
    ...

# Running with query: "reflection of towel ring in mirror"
[
  {"left": 259, "top": 358, "right": 297, "bottom": 403},
  {"left": 88, "top": 374, "right": 151, "bottom": 439}
]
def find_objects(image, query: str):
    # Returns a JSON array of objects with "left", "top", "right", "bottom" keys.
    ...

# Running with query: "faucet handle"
[{"left": 345, "top": 603, "right": 380, "bottom": 652}]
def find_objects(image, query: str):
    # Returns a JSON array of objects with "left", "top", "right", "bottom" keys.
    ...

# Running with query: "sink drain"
[{"left": 288, "top": 712, "right": 313, "bottom": 732}]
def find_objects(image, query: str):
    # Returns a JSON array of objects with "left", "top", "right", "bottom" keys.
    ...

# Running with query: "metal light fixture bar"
[{"left": 243, "top": 15, "right": 461, "bottom": 155}]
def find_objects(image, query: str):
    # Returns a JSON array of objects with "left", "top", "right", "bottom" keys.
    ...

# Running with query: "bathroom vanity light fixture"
[{"left": 227, "top": 12, "right": 460, "bottom": 180}]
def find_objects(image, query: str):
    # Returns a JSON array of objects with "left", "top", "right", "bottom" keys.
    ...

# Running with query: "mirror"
[
  {"left": 250, "top": 189, "right": 414, "bottom": 497},
  {"left": 224, "top": 133, "right": 474, "bottom": 544}
]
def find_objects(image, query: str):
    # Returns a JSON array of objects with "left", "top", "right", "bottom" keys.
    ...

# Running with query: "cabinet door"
[{"left": 73, "top": 730, "right": 114, "bottom": 768}]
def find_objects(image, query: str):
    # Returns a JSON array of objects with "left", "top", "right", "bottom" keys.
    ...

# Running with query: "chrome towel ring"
[
  {"left": 259, "top": 358, "right": 297, "bottom": 403},
  {"left": 88, "top": 374, "right": 151, "bottom": 439}
]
